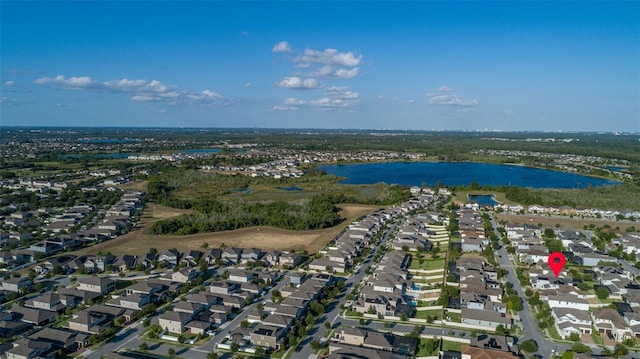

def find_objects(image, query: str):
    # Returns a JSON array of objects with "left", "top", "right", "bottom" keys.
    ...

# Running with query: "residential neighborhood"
[{"left": 0, "top": 130, "right": 639, "bottom": 359}]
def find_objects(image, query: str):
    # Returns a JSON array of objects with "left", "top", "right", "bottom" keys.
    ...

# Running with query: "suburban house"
[
  {"left": 591, "top": 308, "right": 632, "bottom": 341},
  {"left": 552, "top": 307, "right": 593, "bottom": 338},
  {"left": 279, "top": 252, "right": 305, "bottom": 268},
  {"left": 77, "top": 277, "right": 116, "bottom": 295},
  {"left": 461, "top": 308, "right": 512, "bottom": 329},
  {"left": 2, "top": 276, "right": 32, "bottom": 293},
  {"left": 249, "top": 324, "right": 285, "bottom": 350},
  {"left": 547, "top": 294, "right": 589, "bottom": 311},
  {"left": 158, "top": 311, "right": 191, "bottom": 334}
]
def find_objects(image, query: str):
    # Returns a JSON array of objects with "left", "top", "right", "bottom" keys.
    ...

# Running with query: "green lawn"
[
  {"left": 414, "top": 309, "right": 443, "bottom": 321},
  {"left": 410, "top": 258, "right": 446, "bottom": 271},
  {"left": 417, "top": 338, "right": 442, "bottom": 356},
  {"left": 442, "top": 340, "right": 462, "bottom": 352},
  {"left": 445, "top": 312, "right": 461, "bottom": 323}
]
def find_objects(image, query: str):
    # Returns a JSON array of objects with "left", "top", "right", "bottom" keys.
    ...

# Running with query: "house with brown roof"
[
  {"left": 250, "top": 324, "right": 285, "bottom": 350},
  {"left": 591, "top": 308, "right": 632, "bottom": 341},
  {"left": 461, "top": 346, "right": 519, "bottom": 359}
]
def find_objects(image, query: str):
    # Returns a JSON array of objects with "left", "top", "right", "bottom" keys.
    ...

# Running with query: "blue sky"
[{"left": 1, "top": 1, "right": 638, "bottom": 131}]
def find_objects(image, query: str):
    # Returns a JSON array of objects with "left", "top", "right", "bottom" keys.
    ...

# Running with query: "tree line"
[{"left": 149, "top": 193, "right": 345, "bottom": 235}]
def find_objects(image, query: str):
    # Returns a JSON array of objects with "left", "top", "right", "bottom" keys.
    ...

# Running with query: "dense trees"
[{"left": 150, "top": 194, "right": 343, "bottom": 235}]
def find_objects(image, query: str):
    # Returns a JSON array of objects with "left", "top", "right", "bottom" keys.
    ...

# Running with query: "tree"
[
  {"left": 400, "top": 312, "right": 408, "bottom": 321},
  {"left": 571, "top": 342, "right": 592, "bottom": 354},
  {"left": 310, "top": 339, "right": 323, "bottom": 354},
  {"left": 520, "top": 339, "right": 538, "bottom": 353},
  {"left": 230, "top": 342, "right": 240, "bottom": 352},
  {"left": 201, "top": 242, "right": 209, "bottom": 249},
  {"left": 271, "top": 289, "right": 282, "bottom": 302},
  {"left": 168, "top": 348, "right": 175, "bottom": 358},
  {"left": 596, "top": 287, "right": 610, "bottom": 300},
  {"left": 561, "top": 351, "right": 573, "bottom": 359},
  {"left": 568, "top": 332, "right": 580, "bottom": 341},
  {"left": 324, "top": 321, "right": 331, "bottom": 330},
  {"left": 613, "top": 344, "right": 629, "bottom": 358},
  {"left": 139, "top": 342, "right": 149, "bottom": 351},
  {"left": 207, "top": 353, "right": 219, "bottom": 359}
]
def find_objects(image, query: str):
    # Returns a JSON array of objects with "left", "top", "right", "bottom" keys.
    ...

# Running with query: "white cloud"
[
  {"left": 272, "top": 41, "right": 292, "bottom": 53},
  {"left": 307, "top": 66, "right": 359, "bottom": 79},
  {"left": 130, "top": 94, "right": 161, "bottom": 102},
  {"left": 294, "top": 48, "right": 361, "bottom": 67},
  {"left": 276, "top": 86, "right": 360, "bottom": 111},
  {"left": 4, "top": 81, "right": 15, "bottom": 87},
  {"left": 276, "top": 76, "right": 321, "bottom": 90},
  {"left": 0, "top": 97, "right": 18, "bottom": 106},
  {"left": 334, "top": 67, "right": 359, "bottom": 79},
  {"left": 271, "top": 105, "right": 299, "bottom": 111},
  {"left": 407, "top": 99, "right": 416, "bottom": 104},
  {"left": 34, "top": 74, "right": 230, "bottom": 108},
  {"left": 437, "top": 86, "right": 454, "bottom": 92},
  {"left": 326, "top": 86, "right": 359, "bottom": 99},
  {"left": 428, "top": 94, "right": 478, "bottom": 107},
  {"left": 244, "top": 82, "right": 253, "bottom": 88}
]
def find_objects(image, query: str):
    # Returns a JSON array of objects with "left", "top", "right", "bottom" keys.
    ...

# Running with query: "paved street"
[
  {"left": 296, "top": 222, "right": 397, "bottom": 359},
  {"left": 490, "top": 215, "right": 607, "bottom": 358}
]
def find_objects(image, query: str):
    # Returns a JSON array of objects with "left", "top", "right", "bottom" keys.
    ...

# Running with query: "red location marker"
[{"left": 548, "top": 252, "right": 566, "bottom": 278}]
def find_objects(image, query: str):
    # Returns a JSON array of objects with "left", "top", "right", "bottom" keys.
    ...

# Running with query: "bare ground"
[{"left": 73, "top": 203, "right": 381, "bottom": 257}]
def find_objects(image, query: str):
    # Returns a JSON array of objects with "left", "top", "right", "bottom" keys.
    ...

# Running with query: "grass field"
[
  {"left": 442, "top": 340, "right": 462, "bottom": 352},
  {"left": 415, "top": 309, "right": 442, "bottom": 321},
  {"left": 73, "top": 203, "right": 381, "bottom": 257},
  {"left": 410, "top": 258, "right": 446, "bottom": 271}
]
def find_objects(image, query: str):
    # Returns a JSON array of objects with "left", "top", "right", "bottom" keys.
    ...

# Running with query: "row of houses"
[
  {"left": 458, "top": 208, "right": 489, "bottom": 254},
  {"left": 308, "top": 193, "right": 438, "bottom": 274},
  {"left": 525, "top": 204, "right": 640, "bottom": 221},
  {"left": 351, "top": 250, "right": 415, "bottom": 319},
  {"left": 457, "top": 255, "right": 512, "bottom": 330},
  {"left": 222, "top": 273, "right": 334, "bottom": 351},
  {"left": 526, "top": 262, "right": 640, "bottom": 342},
  {"left": 0, "top": 190, "right": 144, "bottom": 272},
  {"left": 2, "top": 271, "right": 196, "bottom": 359}
]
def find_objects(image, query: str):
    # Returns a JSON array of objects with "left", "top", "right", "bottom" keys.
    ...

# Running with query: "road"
[
  {"left": 198, "top": 279, "right": 289, "bottom": 354},
  {"left": 82, "top": 321, "right": 145, "bottom": 358},
  {"left": 490, "top": 215, "right": 609, "bottom": 358},
  {"left": 296, "top": 222, "right": 398, "bottom": 359}
]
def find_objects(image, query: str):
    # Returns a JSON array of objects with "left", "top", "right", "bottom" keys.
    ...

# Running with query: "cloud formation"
[
  {"left": 273, "top": 86, "right": 360, "bottom": 111},
  {"left": 34, "top": 75, "right": 230, "bottom": 107},
  {"left": 276, "top": 76, "right": 321, "bottom": 90},
  {"left": 427, "top": 86, "right": 478, "bottom": 107},
  {"left": 294, "top": 48, "right": 362, "bottom": 67},
  {"left": 429, "top": 94, "right": 478, "bottom": 107},
  {"left": 272, "top": 41, "right": 292, "bottom": 53},
  {"left": 272, "top": 42, "right": 363, "bottom": 111}
]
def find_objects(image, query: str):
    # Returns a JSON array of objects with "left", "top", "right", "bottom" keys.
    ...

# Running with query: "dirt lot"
[
  {"left": 495, "top": 213, "right": 638, "bottom": 231},
  {"left": 74, "top": 203, "right": 382, "bottom": 257}
]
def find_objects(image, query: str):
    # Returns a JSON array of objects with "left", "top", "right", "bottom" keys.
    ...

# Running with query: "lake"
[
  {"left": 319, "top": 162, "right": 619, "bottom": 189},
  {"left": 468, "top": 194, "right": 498, "bottom": 206}
]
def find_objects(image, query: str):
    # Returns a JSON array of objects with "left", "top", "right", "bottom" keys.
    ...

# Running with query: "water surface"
[{"left": 320, "top": 162, "right": 618, "bottom": 189}]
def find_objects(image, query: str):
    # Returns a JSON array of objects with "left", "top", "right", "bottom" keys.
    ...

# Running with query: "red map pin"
[{"left": 548, "top": 252, "right": 566, "bottom": 278}]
